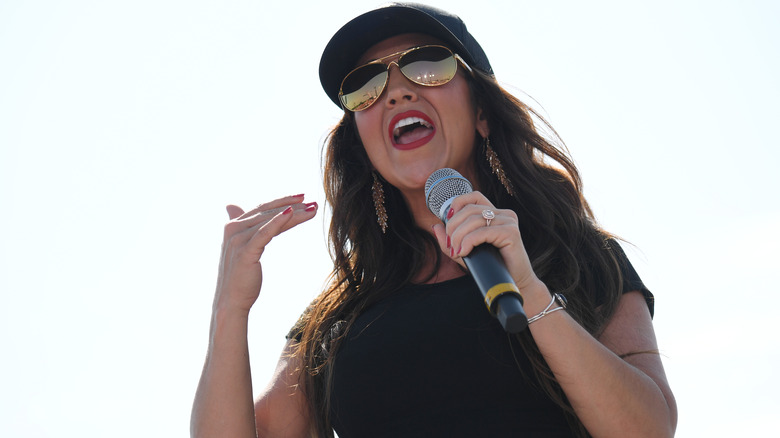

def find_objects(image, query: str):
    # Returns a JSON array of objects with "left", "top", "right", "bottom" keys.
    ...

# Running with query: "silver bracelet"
[{"left": 527, "top": 293, "right": 567, "bottom": 324}]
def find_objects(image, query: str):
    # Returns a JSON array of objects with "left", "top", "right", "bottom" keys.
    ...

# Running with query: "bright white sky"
[{"left": 1, "top": 0, "right": 778, "bottom": 436}]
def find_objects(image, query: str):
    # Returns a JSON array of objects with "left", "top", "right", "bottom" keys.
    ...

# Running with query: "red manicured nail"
[
  {"left": 291, "top": 193, "right": 304, "bottom": 198},
  {"left": 282, "top": 206, "right": 293, "bottom": 215},
  {"left": 450, "top": 247, "right": 455, "bottom": 258},
  {"left": 446, "top": 235, "right": 451, "bottom": 249},
  {"left": 447, "top": 208, "right": 454, "bottom": 220},
  {"left": 457, "top": 246, "right": 462, "bottom": 256},
  {"left": 304, "top": 202, "right": 317, "bottom": 212}
]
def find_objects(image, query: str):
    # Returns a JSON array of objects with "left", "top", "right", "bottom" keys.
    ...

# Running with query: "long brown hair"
[{"left": 291, "top": 70, "right": 627, "bottom": 437}]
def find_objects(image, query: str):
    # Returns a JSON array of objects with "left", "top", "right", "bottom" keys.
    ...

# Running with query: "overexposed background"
[{"left": 1, "top": 0, "right": 777, "bottom": 436}]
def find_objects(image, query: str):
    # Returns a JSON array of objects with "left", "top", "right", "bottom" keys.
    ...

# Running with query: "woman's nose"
[{"left": 383, "top": 63, "right": 418, "bottom": 107}]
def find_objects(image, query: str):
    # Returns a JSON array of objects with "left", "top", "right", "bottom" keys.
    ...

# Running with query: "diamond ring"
[{"left": 482, "top": 209, "right": 495, "bottom": 226}]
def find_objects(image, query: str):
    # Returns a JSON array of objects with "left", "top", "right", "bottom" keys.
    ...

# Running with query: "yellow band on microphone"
[{"left": 484, "top": 283, "right": 523, "bottom": 311}]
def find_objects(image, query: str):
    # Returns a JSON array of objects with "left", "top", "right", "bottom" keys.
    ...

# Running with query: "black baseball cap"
[{"left": 319, "top": 2, "right": 493, "bottom": 108}]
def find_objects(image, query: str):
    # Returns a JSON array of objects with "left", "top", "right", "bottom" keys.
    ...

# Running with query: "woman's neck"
[
  {"left": 402, "top": 188, "right": 440, "bottom": 231},
  {"left": 396, "top": 187, "right": 467, "bottom": 284},
  {"left": 413, "top": 256, "right": 467, "bottom": 284}
]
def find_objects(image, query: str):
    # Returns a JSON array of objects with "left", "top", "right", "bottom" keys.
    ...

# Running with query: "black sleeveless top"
[{"left": 292, "top": 249, "right": 652, "bottom": 437}]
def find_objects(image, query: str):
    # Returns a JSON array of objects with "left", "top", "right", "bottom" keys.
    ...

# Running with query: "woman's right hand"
[{"left": 214, "top": 194, "right": 318, "bottom": 314}]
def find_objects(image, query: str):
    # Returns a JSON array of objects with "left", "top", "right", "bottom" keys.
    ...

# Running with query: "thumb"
[{"left": 226, "top": 204, "right": 245, "bottom": 220}]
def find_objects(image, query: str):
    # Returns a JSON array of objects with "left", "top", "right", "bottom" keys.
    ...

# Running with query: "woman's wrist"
[
  {"left": 211, "top": 299, "right": 251, "bottom": 330},
  {"left": 519, "top": 279, "right": 554, "bottom": 319},
  {"left": 209, "top": 306, "right": 251, "bottom": 347},
  {"left": 212, "top": 289, "right": 256, "bottom": 317},
  {"left": 527, "top": 293, "right": 567, "bottom": 324}
]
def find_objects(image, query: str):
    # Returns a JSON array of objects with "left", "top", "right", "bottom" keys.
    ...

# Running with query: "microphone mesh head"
[{"left": 425, "top": 168, "right": 473, "bottom": 220}]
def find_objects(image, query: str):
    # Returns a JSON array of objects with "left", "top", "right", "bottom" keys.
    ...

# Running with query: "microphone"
[{"left": 425, "top": 168, "right": 528, "bottom": 333}]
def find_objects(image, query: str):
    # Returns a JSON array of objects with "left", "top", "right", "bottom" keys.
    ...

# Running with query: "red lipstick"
[{"left": 389, "top": 110, "right": 436, "bottom": 150}]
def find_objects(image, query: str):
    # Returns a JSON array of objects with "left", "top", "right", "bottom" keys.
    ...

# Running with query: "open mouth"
[{"left": 389, "top": 111, "right": 436, "bottom": 149}]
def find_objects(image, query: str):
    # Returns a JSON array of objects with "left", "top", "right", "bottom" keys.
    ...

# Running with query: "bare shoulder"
[{"left": 254, "top": 340, "right": 311, "bottom": 438}]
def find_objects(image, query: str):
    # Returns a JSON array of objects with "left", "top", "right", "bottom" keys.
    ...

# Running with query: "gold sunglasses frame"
[{"left": 338, "top": 45, "right": 473, "bottom": 112}]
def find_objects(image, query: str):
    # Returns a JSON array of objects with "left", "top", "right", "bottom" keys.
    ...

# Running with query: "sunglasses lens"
[
  {"left": 340, "top": 64, "right": 389, "bottom": 112},
  {"left": 400, "top": 46, "right": 457, "bottom": 86},
  {"left": 338, "top": 46, "right": 460, "bottom": 111}
]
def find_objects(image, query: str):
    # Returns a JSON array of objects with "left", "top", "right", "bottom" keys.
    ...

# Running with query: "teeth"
[{"left": 393, "top": 117, "right": 432, "bottom": 137}]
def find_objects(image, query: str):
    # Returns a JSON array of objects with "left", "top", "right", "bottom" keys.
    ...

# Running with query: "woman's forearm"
[
  {"left": 525, "top": 285, "right": 677, "bottom": 438},
  {"left": 191, "top": 308, "right": 257, "bottom": 438}
]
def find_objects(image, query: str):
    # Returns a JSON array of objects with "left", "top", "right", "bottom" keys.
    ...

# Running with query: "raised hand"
[{"left": 214, "top": 194, "right": 318, "bottom": 314}]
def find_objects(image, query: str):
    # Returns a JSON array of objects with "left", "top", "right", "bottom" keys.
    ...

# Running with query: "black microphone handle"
[{"left": 462, "top": 244, "right": 528, "bottom": 333}]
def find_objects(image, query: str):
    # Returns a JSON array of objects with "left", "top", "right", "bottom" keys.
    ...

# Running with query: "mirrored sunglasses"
[{"left": 338, "top": 45, "right": 472, "bottom": 112}]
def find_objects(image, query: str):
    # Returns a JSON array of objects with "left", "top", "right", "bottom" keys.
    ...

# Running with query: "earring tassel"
[
  {"left": 372, "top": 173, "right": 388, "bottom": 233},
  {"left": 485, "top": 138, "right": 514, "bottom": 196}
]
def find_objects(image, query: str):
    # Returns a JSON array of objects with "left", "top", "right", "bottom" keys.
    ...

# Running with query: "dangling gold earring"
[
  {"left": 484, "top": 137, "right": 514, "bottom": 196},
  {"left": 372, "top": 172, "right": 388, "bottom": 233}
]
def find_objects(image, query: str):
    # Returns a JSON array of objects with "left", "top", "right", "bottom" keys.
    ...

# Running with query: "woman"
[{"left": 191, "top": 3, "right": 677, "bottom": 437}]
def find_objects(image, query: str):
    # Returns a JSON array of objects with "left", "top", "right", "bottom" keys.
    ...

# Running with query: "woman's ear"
[{"left": 476, "top": 107, "right": 490, "bottom": 138}]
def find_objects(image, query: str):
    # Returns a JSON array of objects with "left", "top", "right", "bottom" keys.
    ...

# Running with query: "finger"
[
  {"left": 244, "top": 202, "right": 319, "bottom": 261},
  {"left": 251, "top": 201, "right": 319, "bottom": 238},
  {"left": 442, "top": 191, "right": 494, "bottom": 231},
  {"left": 226, "top": 204, "right": 245, "bottom": 219},
  {"left": 447, "top": 191, "right": 493, "bottom": 215},
  {"left": 455, "top": 222, "right": 515, "bottom": 259},
  {"left": 276, "top": 202, "right": 319, "bottom": 235},
  {"left": 445, "top": 202, "right": 495, "bottom": 239},
  {"left": 430, "top": 223, "right": 467, "bottom": 271},
  {"left": 224, "top": 200, "right": 317, "bottom": 246},
  {"left": 235, "top": 194, "right": 306, "bottom": 221},
  {"left": 448, "top": 208, "right": 517, "bottom": 258},
  {"left": 430, "top": 223, "right": 448, "bottom": 254},
  {"left": 228, "top": 194, "right": 307, "bottom": 235},
  {"left": 239, "top": 200, "right": 316, "bottom": 232}
]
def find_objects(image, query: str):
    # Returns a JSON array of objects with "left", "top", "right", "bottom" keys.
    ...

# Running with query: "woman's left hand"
[
  {"left": 430, "top": 191, "right": 539, "bottom": 292},
  {"left": 433, "top": 192, "right": 678, "bottom": 437}
]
